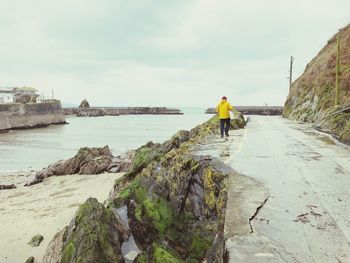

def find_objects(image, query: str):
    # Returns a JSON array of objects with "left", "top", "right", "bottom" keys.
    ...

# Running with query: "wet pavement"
[{"left": 199, "top": 116, "right": 350, "bottom": 262}]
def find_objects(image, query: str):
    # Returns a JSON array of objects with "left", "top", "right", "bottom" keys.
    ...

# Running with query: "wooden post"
[
  {"left": 335, "top": 32, "right": 340, "bottom": 106},
  {"left": 289, "top": 56, "right": 294, "bottom": 91}
]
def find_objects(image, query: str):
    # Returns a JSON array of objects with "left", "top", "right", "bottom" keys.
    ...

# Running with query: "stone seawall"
[
  {"left": 0, "top": 101, "right": 66, "bottom": 131},
  {"left": 64, "top": 107, "right": 183, "bottom": 116}
]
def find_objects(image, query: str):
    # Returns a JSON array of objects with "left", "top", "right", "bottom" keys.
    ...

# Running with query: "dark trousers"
[{"left": 220, "top": 118, "right": 230, "bottom": 136}]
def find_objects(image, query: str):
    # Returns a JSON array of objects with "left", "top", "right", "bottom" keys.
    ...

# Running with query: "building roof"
[
  {"left": 15, "top": 87, "right": 38, "bottom": 92},
  {"left": 0, "top": 87, "right": 15, "bottom": 92}
]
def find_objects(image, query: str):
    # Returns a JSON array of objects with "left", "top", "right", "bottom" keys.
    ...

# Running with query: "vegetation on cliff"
[{"left": 284, "top": 23, "right": 350, "bottom": 143}]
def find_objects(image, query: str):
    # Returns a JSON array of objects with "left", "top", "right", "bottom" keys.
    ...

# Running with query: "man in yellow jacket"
[{"left": 216, "top": 96, "right": 233, "bottom": 137}]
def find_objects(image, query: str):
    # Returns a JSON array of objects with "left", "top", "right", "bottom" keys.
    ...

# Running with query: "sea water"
[{"left": 0, "top": 108, "right": 211, "bottom": 172}]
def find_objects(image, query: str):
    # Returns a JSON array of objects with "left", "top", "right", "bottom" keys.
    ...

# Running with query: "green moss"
[
  {"left": 133, "top": 147, "right": 153, "bottom": 170},
  {"left": 152, "top": 245, "right": 184, "bottom": 263},
  {"left": 203, "top": 167, "right": 227, "bottom": 215},
  {"left": 189, "top": 234, "right": 212, "bottom": 258},
  {"left": 27, "top": 234, "right": 44, "bottom": 247},
  {"left": 143, "top": 197, "right": 174, "bottom": 234},
  {"left": 61, "top": 241, "right": 75, "bottom": 263},
  {"left": 135, "top": 253, "right": 149, "bottom": 263},
  {"left": 135, "top": 205, "right": 143, "bottom": 222},
  {"left": 63, "top": 198, "right": 122, "bottom": 263},
  {"left": 113, "top": 179, "right": 143, "bottom": 207}
]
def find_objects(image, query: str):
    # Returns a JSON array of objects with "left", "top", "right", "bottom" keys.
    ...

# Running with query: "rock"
[
  {"left": 43, "top": 198, "right": 128, "bottom": 263},
  {"left": 230, "top": 112, "right": 246, "bottom": 129},
  {"left": 25, "top": 256, "right": 35, "bottom": 263},
  {"left": 28, "top": 234, "right": 44, "bottom": 247},
  {"left": 0, "top": 184, "right": 16, "bottom": 190},
  {"left": 79, "top": 99, "right": 90, "bottom": 108},
  {"left": 77, "top": 108, "right": 105, "bottom": 117},
  {"left": 26, "top": 146, "right": 113, "bottom": 186},
  {"left": 124, "top": 250, "right": 139, "bottom": 261},
  {"left": 108, "top": 150, "right": 135, "bottom": 173},
  {"left": 42, "top": 227, "right": 67, "bottom": 263},
  {"left": 340, "top": 128, "right": 350, "bottom": 144},
  {"left": 160, "top": 130, "right": 190, "bottom": 153},
  {"left": 109, "top": 116, "right": 231, "bottom": 262}
]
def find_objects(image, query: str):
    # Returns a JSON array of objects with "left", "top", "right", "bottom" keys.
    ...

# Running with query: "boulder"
[
  {"left": 25, "top": 256, "right": 35, "bottom": 263},
  {"left": 28, "top": 234, "right": 44, "bottom": 247},
  {"left": 0, "top": 184, "right": 16, "bottom": 190},
  {"left": 43, "top": 198, "right": 128, "bottom": 263},
  {"left": 108, "top": 150, "right": 135, "bottom": 173},
  {"left": 230, "top": 112, "right": 246, "bottom": 129},
  {"left": 26, "top": 146, "right": 113, "bottom": 186}
]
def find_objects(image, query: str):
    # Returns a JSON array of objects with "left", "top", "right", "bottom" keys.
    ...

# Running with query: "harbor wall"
[
  {"left": 64, "top": 107, "right": 183, "bottom": 116},
  {"left": 0, "top": 101, "right": 66, "bottom": 131}
]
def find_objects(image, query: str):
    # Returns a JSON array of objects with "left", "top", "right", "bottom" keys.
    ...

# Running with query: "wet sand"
[{"left": 0, "top": 172, "right": 123, "bottom": 263}]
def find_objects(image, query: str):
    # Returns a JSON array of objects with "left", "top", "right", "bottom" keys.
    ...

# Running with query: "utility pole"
[
  {"left": 335, "top": 32, "right": 340, "bottom": 106},
  {"left": 289, "top": 56, "right": 294, "bottom": 91},
  {"left": 52, "top": 89, "right": 54, "bottom": 100}
]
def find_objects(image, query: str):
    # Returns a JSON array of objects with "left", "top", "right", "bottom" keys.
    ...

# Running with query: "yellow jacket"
[{"left": 216, "top": 100, "right": 233, "bottom": 119}]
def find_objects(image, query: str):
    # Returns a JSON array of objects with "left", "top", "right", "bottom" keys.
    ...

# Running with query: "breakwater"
[
  {"left": 0, "top": 101, "right": 66, "bottom": 131},
  {"left": 205, "top": 106, "right": 284, "bottom": 115},
  {"left": 64, "top": 107, "right": 183, "bottom": 116}
]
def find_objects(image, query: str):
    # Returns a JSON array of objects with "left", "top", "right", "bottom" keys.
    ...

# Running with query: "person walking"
[{"left": 216, "top": 96, "right": 233, "bottom": 137}]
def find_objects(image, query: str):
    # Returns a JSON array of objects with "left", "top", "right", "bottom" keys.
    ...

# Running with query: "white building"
[
  {"left": 0, "top": 88, "right": 14, "bottom": 103},
  {"left": 0, "top": 87, "right": 39, "bottom": 104}
]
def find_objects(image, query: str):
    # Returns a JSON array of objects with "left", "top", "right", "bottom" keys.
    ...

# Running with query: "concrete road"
[{"left": 202, "top": 116, "right": 350, "bottom": 262}]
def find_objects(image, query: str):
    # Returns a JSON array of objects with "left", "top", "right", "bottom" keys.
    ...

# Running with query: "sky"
[{"left": 0, "top": 0, "right": 349, "bottom": 107}]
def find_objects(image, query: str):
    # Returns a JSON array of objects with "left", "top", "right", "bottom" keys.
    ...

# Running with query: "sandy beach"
[{"left": 0, "top": 172, "right": 123, "bottom": 263}]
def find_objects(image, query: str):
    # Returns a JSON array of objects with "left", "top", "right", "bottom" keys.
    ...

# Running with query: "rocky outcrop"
[
  {"left": 25, "top": 146, "right": 114, "bottom": 186},
  {"left": 107, "top": 115, "right": 239, "bottom": 262},
  {"left": 77, "top": 108, "right": 106, "bottom": 117},
  {"left": 28, "top": 234, "right": 44, "bottom": 247},
  {"left": 284, "top": 23, "right": 350, "bottom": 143},
  {"left": 108, "top": 150, "right": 135, "bottom": 173},
  {"left": 43, "top": 114, "right": 245, "bottom": 262},
  {"left": 25, "top": 147, "right": 138, "bottom": 186},
  {"left": 0, "top": 184, "right": 16, "bottom": 190},
  {"left": 43, "top": 198, "right": 128, "bottom": 263},
  {"left": 79, "top": 99, "right": 90, "bottom": 109},
  {"left": 230, "top": 112, "right": 246, "bottom": 129},
  {"left": 25, "top": 257, "right": 35, "bottom": 263}
]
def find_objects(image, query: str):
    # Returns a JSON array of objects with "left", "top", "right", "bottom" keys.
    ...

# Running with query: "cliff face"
[{"left": 284, "top": 23, "right": 350, "bottom": 143}]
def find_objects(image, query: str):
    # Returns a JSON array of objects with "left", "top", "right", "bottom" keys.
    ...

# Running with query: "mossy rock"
[
  {"left": 152, "top": 245, "right": 184, "bottom": 263},
  {"left": 59, "top": 198, "right": 127, "bottom": 263},
  {"left": 340, "top": 121, "right": 350, "bottom": 144},
  {"left": 28, "top": 234, "right": 44, "bottom": 247},
  {"left": 134, "top": 252, "right": 150, "bottom": 263},
  {"left": 132, "top": 193, "right": 174, "bottom": 236}
]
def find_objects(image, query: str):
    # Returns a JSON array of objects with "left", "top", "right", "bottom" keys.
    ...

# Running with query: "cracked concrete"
[
  {"left": 196, "top": 116, "right": 350, "bottom": 262},
  {"left": 226, "top": 116, "right": 350, "bottom": 262}
]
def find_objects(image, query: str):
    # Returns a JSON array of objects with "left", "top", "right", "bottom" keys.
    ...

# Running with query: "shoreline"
[{"left": 0, "top": 172, "right": 123, "bottom": 263}]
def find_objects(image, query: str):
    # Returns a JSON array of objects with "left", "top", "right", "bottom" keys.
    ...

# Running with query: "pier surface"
[{"left": 198, "top": 116, "right": 350, "bottom": 262}]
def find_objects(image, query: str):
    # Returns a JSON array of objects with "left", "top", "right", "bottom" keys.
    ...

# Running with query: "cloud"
[{"left": 0, "top": 0, "right": 349, "bottom": 107}]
